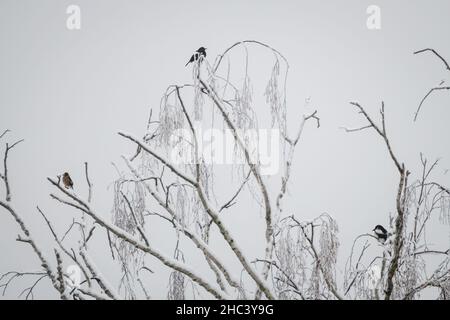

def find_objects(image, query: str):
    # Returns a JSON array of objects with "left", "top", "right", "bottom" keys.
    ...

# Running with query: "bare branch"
[
  {"left": 213, "top": 40, "right": 289, "bottom": 73},
  {"left": 413, "top": 249, "right": 449, "bottom": 256},
  {"left": 414, "top": 48, "right": 450, "bottom": 71},
  {"left": 349, "top": 102, "right": 403, "bottom": 173},
  {"left": 84, "top": 226, "right": 95, "bottom": 243},
  {"left": 339, "top": 125, "right": 372, "bottom": 133},
  {"left": 304, "top": 110, "right": 320, "bottom": 128},
  {"left": 344, "top": 240, "right": 371, "bottom": 296},
  {"left": 2, "top": 139, "right": 24, "bottom": 202},
  {"left": 414, "top": 86, "right": 450, "bottom": 121},
  {"left": 253, "top": 259, "right": 305, "bottom": 300},
  {"left": 428, "top": 182, "right": 450, "bottom": 195},
  {"left": 0, "top": 129, "right": 10, "bottom": 140},
  {"left": 19, "top": 274, "right": 47, "bottom": 300},
  {"left": 277, "top": 111, "right": 321, "bottom": 221},
  {"left": 84, "top": 162, "right": 93, "bottom": 203},
  {"left": 219, "top": 170, "right": 251, "bottom": 212},
  {"left": 118, "top": 132, "right": 197, "bottom": 186},
  {"left": 0, "top": 271, "right": 46, "bottom": 298}
]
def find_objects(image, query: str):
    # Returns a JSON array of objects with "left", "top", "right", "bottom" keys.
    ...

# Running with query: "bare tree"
[
  {"left": 342, "top": 49, "right": 450, "bottom": 299},
  {"left": 0, "top": 42, "right": 448, "bottom": 300}
]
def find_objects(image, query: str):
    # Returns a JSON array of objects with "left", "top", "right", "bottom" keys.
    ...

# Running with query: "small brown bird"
[{"left": 62, "top": 172, "right": 74, "bottom": 189}]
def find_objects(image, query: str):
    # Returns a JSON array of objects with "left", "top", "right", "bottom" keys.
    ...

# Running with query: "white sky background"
[{"left": 0, "top": 0, "right": 449, "bottom": 299}]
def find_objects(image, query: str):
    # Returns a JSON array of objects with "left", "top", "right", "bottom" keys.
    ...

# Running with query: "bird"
[
  {"left": 373, "top": 225, "right": 388, "bottom": 243},
  {"left": 62, "top": 172, "right": 74, "bottom": 189},
  {"left": 185, "top": 47, "right": 207, "bottom": 67}
]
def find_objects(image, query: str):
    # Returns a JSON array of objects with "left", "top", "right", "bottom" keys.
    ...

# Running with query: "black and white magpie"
[
  {"left": 373, "top": 225, "right": 388, "bottom": 243},
  {"left": 185, "top": 47, "right": 207, "bottom": 67}
]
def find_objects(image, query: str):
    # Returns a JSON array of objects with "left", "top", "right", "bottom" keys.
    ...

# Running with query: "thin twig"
[
  {"left": 2, "top": 139, "right": 24, "bottom": 201},
  {"left": 414, "top": 86, "right": 450, "bottom": 121},
  {"left": 414, "top": 48, "right": 450, "bottom": 71},
  {"left": 84, "top": 162, "right": 92, "bottom": 203}
]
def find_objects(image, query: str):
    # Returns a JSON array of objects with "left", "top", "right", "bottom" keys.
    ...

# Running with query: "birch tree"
[{"left": 0, "top": 43, "right": 448, "bottom": 300}]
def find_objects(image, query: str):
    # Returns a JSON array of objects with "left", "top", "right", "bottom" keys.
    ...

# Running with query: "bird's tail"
[{"left": 185, "top": 61, "right": 190, "bottom": 67}]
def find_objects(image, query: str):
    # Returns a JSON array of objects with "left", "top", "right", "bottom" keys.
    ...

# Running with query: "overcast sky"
[{"left": 1, "top": 0, "right": 449, "bottom": 299}]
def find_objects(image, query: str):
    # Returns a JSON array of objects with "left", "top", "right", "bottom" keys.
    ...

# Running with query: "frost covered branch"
[
  {"left": 1, "top": 133, "right": 23, "bottom": 202},
  {"left": 47, "top": 177, "right": 230, "bottom": 300}
]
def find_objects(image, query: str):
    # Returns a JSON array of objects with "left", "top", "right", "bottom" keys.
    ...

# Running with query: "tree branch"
[
  {"left": 414, "top": 48, "right": 450, "bottom": 71},
  {"left": 414, "top": 86, "right": 450, "bottom": 121},
  {"left": 47, "top": 177, "right": 229, "bottom": 300},
  {"left": 2, "top": 139, "right": 24, "bottom": 202}
]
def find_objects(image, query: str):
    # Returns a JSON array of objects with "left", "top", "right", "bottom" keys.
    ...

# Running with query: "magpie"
[
  {"left": 62, "top": 172, "right": 74, "bottom": 189},
  {"left": 373, "top": 225, "right": 388, "bottom": 243},
  {"left": 185, "top": 47, "right": 207, "bottom": 67}
]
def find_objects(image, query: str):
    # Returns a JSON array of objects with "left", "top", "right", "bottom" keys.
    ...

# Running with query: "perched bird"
[
  {"left": 62, "top": 172, "right": 74, "bottom": 189},
  {"left": 185, "top": 47, "right": 207, "bottom": 67},
  {"left": 373, "top": 225, "right": 388, "bottom": 243}
]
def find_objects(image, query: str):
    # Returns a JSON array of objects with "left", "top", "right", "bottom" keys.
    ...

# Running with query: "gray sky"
[{"left": 0, "top": 0, "right": 449, "bottom": 299}]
